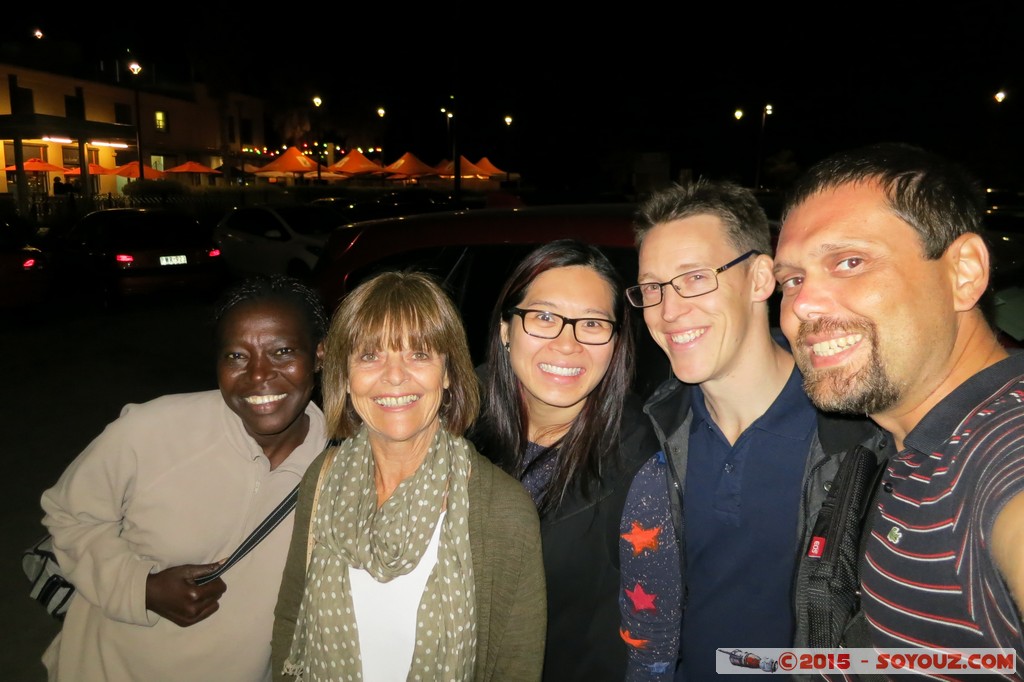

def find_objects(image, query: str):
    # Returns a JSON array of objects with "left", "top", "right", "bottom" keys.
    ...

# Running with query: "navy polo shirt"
[{"left": 679, "top": 365, "right": 816, "bottom": 681}]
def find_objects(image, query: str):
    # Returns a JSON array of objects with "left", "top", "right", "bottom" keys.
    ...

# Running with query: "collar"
[
  {"left": 690, "top": 364, "right": 816, "bottom": 440},
  {"left": 903, "top": 351, "right": 1024, "bottom": 454}
]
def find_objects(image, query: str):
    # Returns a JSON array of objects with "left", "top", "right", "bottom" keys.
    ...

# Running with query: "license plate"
[{"left": 159, "top": 255, "right": 187, "bottom": 265}]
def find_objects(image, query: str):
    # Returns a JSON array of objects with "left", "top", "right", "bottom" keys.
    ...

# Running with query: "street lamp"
[
  {"left": 377, "top": 107, "right": 386, "bottom": 166},
  {"left": 312, "top": 96, "right": 323, "bottom": 182},
  {"left": 503, "top": 115, "right": 513, "bottom": 183},
  {"left": 754, "top": 104, "right": 773, "bottom": 189},
  {"left": 129, "top": 61, "right": 144, "bottom": 181}
]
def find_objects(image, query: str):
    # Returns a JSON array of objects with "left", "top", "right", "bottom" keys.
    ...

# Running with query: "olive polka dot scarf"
[{"left": 284, "top": 425, "right": 476, "bottom": 681}]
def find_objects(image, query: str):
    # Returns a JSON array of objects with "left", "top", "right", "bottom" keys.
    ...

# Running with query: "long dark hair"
[{"left": 476, "top": 239, "right": 634, "bottom": 513}]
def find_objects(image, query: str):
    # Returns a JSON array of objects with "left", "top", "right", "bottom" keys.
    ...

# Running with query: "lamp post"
[
  {"left": 754, "top": 103, "right": 773, "bottom": 189},
  {"left": 376, "top": 107, "right": 386, "bottom": 166},
  {"left": 312, "top": 96, "right": 323, "bottom": 183},
  {"left": 503, "top": 115, "right": 513, "bottom": 183},
  {"left": 128, "top": 61, "right": 144, "bottom": 181}
]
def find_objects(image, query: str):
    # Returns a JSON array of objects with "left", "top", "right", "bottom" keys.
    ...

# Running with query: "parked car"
[
  {"left": 312, "top": 203, "right": 672, "bottom": 399},
  {"left": 213, "top": 204, "right": 344, "bottom": 279},
  {"left": 0, "top": 217, "right": 52, "bottom": 312},
  {"left": 50, "top": 208, "right": 227, "bottom": 305}
]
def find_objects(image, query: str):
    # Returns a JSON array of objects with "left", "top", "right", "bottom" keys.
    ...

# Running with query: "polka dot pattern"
[{"left": 284, "top": 426, "right": 477, "bottom": 680}]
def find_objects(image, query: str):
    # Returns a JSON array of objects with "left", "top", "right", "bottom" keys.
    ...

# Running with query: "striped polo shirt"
[{"left": 861, "top": 352, "right": 1024, "bottom": 676}]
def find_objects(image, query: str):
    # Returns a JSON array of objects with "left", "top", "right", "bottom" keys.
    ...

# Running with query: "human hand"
[{"left": 145, "top": 563, "right": 227, "bottom": 627}]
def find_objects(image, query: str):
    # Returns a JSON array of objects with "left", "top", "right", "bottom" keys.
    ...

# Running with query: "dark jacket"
[
  {"left": 475, "top": 394, "right": 660, "bottom": 681},
  {"left": 641, "top": 375, "right": 892, "bottom": 677},
  {"left": 536, "top": 395, "right": 660, "bottom": 681}
]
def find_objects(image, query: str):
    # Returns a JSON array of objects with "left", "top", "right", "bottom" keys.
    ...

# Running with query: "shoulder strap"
[
  {"left": 305, "top": 448, "right": 338, "bottom": 569},
  {"left": 803, "top": 444, "right": 882, "bottom": 647},
  {"left": 194, "top": 484, "right": 299, "bottom": 585}
]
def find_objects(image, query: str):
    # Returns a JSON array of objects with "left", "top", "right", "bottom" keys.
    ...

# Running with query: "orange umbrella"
[
  {"left": 114, "top": 161, "right": 166, "bottom": 180},
  {"left": 66, "top": 163, "right": 116, "bottom": 176},
  {"left": 327, "top": 150, "right": 384, "bottom": 175},
  {"left": 4, "top": 158, "right": 70, "bottom": 173},
  {"left": 253, "top": 146, "right": 324, "bottom": 175},
  {"left": 382, "top": 152, "right": 438, "bottom": 178},
  {"left": 475, "top": 157, "right": 506, "bottom": 177},
  {"left": 436, "top": 156, "right": 489, "bottom": 178},
  {"left": 165, "top": 161, "right": 222, "bottom": 174}
]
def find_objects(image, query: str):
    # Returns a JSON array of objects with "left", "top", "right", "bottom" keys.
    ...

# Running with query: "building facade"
[{"left": 0, "top": 60, "right": 268, "bottom": 218}]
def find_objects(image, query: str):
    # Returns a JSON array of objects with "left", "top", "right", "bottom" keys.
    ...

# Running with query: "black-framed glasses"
[
  {"left": 507, "top": 307, "right": 618, "bottom": 345},
  {"left": 625, "top": 250, "right": 761, "bottom": 308}
]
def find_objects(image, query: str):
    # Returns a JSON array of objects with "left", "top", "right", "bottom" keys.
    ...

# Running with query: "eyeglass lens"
[{"left": 516, "top": 309, "right": 615, "bottom": 344}]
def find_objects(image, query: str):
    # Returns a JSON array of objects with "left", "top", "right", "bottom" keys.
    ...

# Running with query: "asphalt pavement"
[{"left": 2, "top": 294, "right": 221, "bottom": 680}]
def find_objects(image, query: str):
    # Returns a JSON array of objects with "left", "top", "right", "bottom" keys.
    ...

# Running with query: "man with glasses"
[{"left": 618, "top": 179, "right": 890, "bottom": 680}]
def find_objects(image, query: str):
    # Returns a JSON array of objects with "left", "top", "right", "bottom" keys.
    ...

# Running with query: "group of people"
[{"left": 37, "top": 141, "right": 1024, "bottom": 681}]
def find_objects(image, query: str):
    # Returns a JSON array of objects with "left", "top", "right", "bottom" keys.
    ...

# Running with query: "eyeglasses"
[
  {"left": 625, "top": 250, "right": 761, "bottom": 308},
  {"left": 507, "top": 307, "right": 618, "bottom": 345}
]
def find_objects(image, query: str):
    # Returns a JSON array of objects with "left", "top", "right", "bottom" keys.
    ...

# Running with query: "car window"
[
  {"left": 227, "top": 208, "right": 280, "bottom": 236},
  {"left": 272, "top": 206, "right": 340, "bottom": 236}
]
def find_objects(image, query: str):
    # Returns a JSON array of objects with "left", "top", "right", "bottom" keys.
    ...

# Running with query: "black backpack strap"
[{"left": 803, "top": 445, "right": 881, "bottom": 648}]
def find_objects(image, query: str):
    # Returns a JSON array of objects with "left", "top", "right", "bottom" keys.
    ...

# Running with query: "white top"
[{"left": 349, "top": 511, "right": 445, "bottom": 681}]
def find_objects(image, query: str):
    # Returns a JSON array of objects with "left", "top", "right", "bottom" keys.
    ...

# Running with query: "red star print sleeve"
[{"left": 620, "top": 451, "right": 681, "bottom": 680}]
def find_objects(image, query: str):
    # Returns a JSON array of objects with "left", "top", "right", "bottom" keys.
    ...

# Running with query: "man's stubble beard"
[{"left": 795, "top": 317, "right": 902, "bottom": 416}]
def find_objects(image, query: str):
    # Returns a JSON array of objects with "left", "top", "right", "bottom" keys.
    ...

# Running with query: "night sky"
[{"left": 4, "top": 3, "right": 1023, "bottom": 195}]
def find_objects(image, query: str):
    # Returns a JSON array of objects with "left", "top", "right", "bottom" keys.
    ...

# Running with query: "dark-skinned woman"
[{"left": 40, "top": 275, "right": 329, "bottom": 682}]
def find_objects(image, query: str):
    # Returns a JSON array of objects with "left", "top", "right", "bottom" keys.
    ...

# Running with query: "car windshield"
[{"left": 272, "top": 206, "right": 340, "bottom": 236}]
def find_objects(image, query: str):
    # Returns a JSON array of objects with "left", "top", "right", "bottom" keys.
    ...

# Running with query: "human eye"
[
  {"left": 835, "top": 256, "right": 864, "bottom": 272},
  {"left": 273, "top": 346, "right": 296, "bottom": 356},
  {"left": 223, "top": 351, "right": 245, "bottom": 361},
  {"left": 776, "top": 274, "right": 803, "bottom": 295},
  {"left": 639, "top": 282, "right": 662, "bottom": 294},
  {"left": 410, "top": 350, "right": 431, "bottom": 361},
  {"left": 357, "top": 351, "right": 379, "bottom": 362},
  {"left": 530, "top": 311, "right": 558, "bottom": 326},
  {"left": 683, "top": 269, "right": 709, "bottom": 284}
]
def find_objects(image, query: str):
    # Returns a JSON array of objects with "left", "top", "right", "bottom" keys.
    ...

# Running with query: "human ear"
[
  {"left": 500, "top": 320, "right": 510, "bottom": 348},
  {"left": 947, "top": 233, "right": 990, "bottom": 312},
  {"left": 315, "top": 342, "right": 325, "bottom": 371},
  {"left": 749, "top": 253, "right": 777, "bottom": 303}
]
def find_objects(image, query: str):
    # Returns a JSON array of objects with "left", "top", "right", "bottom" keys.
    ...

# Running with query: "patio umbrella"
[
  {"left": 327, "top": 149, "right": 383, "bottom": 175},
  {"left": 253, "top": 146, "right": 324, "bottom": 176},
  {"left": 65, "top": 163, "right": 116, "bottom": 176},
  {"left": 436, "top": 156, "right": 489, "bottom": 178},
  {"left": 382, "top": 152, "right": 437, "bottom": 179},
  {"left": 475, "top": 157, "right": 506, "bottom": 177},
  {"left": 165, "top": 161, "right": 222, "bottom": 175},
  {"left": 4, "top": 158, "right": 70, "bottom": 173},
  {"left": 114, "top": 161, "right": 167, "bottom": 180}
]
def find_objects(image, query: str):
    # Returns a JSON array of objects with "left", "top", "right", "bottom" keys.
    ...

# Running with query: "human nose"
[
  {"left": 785, "top": 274, "right": 831, "bottom": 323},
  {"left": 550, "top": 319, "right": 584, "bottom": 351},
  {"left": 659, "top": 284, "right": 692, "bottom": 322},
  {"left": 382, "top": 354, "right": 409, "bottom": 384},
  {"left": 248, "top": 354, "right": 276, "bottom": 383}
]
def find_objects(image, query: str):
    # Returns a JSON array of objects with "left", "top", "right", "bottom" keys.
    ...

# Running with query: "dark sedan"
[{"left": 50, "top": 208, "right": 228, "bottom": 306}]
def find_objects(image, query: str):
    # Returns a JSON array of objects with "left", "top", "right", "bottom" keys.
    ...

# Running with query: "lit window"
[{"left": 154, "top": 111, "right": 167, "bottom": 132}]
